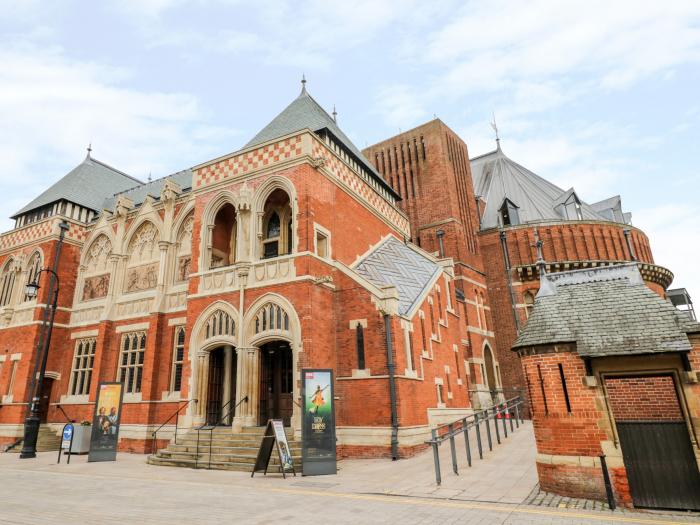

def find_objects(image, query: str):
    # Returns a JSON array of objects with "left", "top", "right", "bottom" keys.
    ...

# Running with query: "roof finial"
[
  {"left": 86, "top": 142, "right": 92, "bottom": 159},
  {"left": 301, "top": 73, "right": 307, "bottom": 94},
  {"left": 533, "top": 227, "right": 546, "bottom": 277},
  {"left": 148, "top": 171, "right": 152, "bottom": 182},
  {"left": 491, "top": 111, "right": 500, "bottom": 149},
  {"left": 332, "top": 104, "right": 337, "bottom": 123}
]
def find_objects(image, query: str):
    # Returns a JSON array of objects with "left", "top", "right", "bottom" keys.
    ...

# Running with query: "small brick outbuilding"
[{"left": 513, "top": 264, "right": 700, "bottom": 511}]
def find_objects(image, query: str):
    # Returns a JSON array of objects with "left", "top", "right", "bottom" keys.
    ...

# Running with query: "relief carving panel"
[
  {"left": 82, "top": 273, "right": 110, "bottom": 301},
  {"left": 124, "top": 263, "right": 158, "bottom": 293}
]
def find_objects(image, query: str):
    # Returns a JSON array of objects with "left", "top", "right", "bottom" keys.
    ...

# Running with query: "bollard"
[
  {"left": 462, "top": 419, "right": 472, "bottom": 467},
  {"left": 509, "top": 407, "right": 514, "bottom": 432},
  {"left": 448, "top": 423, "right": 458, "bottom": 475},
  {"left": 484, "top": 410, "right": 493, "bottom": 451},
  {"left": 475, "top": 413, "right": 483, "bottom": 459},
  {"left": 493, "top": 407, "right": 501, "bottom": 445},
  {"left": 515, "top": 404, "right": 520, "bottom": 428},
  {"left": 431, "top": 429, "right": 442, "bottom": 485},
  {"left": 502, "top": 405, "right": 508, "bottom": 438}
]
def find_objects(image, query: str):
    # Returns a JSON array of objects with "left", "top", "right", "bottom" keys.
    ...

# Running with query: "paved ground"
[{"left": 1, "top": 422, "right": 698, "bottom": 524}]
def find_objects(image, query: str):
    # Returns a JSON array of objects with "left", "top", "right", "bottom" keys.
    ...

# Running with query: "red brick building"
[
  {"left": 0, "top": 85, "right": 474, "bottom": 458},
  {"left": 513, "top": 264, "right": 700, "bottom": 511}
]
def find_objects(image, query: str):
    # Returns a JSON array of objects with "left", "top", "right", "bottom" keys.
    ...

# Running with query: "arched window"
[
  {"left": 175, "top": 214, "right": 194, "bottom": 281},
  {"left": 0, "top": 259, "right": 16, "bottom": 307},
  {"left": 210, "top": 204, "right": 237, "bottom": 269},
  {"left": 204, "top": 309, "right": 236, "bottom": 340},
  {"left": 261, "top": 189, "right": 292, "bottom": 259},
  {"left": 24, "top": 252, "right": 42, "bottom": 301},
  {"left": 484, "top": 345, "right": 498, "bottom": 390}
]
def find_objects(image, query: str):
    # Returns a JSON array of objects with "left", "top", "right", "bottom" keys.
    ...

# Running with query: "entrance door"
[
  {"left": 206, "top": 349, "right": 225, "bottom": 426},
  {"left": 259, "top": 341, "right": 293, "bottom": 426},
  {"left": 617, "top": 422, "right": 700, "bottom": 510}
]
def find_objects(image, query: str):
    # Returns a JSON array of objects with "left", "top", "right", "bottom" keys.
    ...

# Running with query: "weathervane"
[{"left": 491, "top": 111, "right": 500, "bottom": 145}]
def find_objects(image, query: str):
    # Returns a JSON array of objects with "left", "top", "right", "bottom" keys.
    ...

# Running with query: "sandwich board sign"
[
  {"left": 301, "top": 369, "right": 336, "bottom": 476},
  {"left": 57, "top": 423, "right": 74, "bottom": 464},
  {"left": 251, "top": 419, "right": 296, "bottom": 478}
]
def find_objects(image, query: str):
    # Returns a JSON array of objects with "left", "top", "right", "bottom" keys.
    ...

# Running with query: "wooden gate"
[{"left": 617, "top": 421, "right": 700, "bottom": 510}]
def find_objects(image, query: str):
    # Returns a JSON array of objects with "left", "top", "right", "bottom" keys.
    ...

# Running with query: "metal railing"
[
  {"left": 195, "top": 395, "right": 247, "bottom": 469},
  {"left": 426, "top": 396, "right": 524, "bottom": 485},
  {"left": 56, "top": 404, "right": 75, "bottom": 423},
  {"left": 150, "top": 398, "right": 196, "bottom": 455}
]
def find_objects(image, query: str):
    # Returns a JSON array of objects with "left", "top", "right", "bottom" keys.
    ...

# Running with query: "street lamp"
[{"left": 20, "top": 221, "right": 69, "bottom": 459}]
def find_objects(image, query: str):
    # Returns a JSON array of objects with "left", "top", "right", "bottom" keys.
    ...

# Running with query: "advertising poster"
[
  {"left": 272, "top": 420, "right": 294, "bottom": 473},
  {"left": 301, "top": 369, "right": 336, "bottom": 476},
  {"left": 88, "top": 382, "right": 124, "bottom": 462}
]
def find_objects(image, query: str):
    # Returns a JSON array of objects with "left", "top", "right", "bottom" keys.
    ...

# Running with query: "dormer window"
[
  {"left": 498, "top": 198, "right": 520, "bottom": 226},
  {"left": 563, "top": 193, "right": 583, "bottom": 220}
]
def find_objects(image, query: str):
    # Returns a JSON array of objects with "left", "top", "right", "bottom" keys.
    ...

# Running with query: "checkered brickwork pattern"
[
  {"left": 0, "top": 218, "right": 88, "bottom": 252},
  {"left": 194, "top": 137, "right": 303, "bottom": 189},
  {"left": 312, "top": 142, "right": 410, "bottom": 236}
]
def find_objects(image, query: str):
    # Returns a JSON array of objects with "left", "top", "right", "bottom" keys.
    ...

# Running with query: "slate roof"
[
  {"left": 470, "top": 143, "right": 630, "bottom": 229},
  {"left": 353, "top": 236, "right": 441, "bottom": 315},
  {"left": 102, "top": 169, "right": 193, "bottom": 210},
  {"left": 13, "top": 154, "right": 143, "bottom": 218},
  {"left": 512, "top": 264, "right": 700, "bottom": 356},
  {"left": 244, "top": 85, "right": 397, "bottom": 199}
]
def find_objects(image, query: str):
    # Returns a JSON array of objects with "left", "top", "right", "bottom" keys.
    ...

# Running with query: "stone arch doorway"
[
  {"left": 205, "top": 345, "right": 237, "bottom": 426},
  {"left": 259, "top": 341, "right": 293, "bottom": 426}
]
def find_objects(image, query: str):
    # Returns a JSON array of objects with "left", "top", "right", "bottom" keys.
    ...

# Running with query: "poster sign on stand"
[
  {"left": 251, "top": 419, "right": 296, "bottom": 478},
  {"left": 301, "top": 369, "right": 336, "bottom": 476},
  {"left": 88, "top": 382, "right": 124, "bottom": 462}
]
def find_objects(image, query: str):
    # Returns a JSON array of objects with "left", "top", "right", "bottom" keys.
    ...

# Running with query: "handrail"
[
  {"left": 56, "top": 404, "right": 75, "bottom": 423},
  {"left": 150, "top": 398, "right": 197, "bottom": 455},
  {"left": 195, "top": 395, "right": 248, "bottom": 469},
  {"left": 426, "top": 395, "right": 524, "bottom": 485}
]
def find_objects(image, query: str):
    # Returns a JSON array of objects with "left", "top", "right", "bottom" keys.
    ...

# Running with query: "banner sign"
[
  {"left": 301, "top": 369, "right": 336, "bottom": 476},
  {"left": 88, "top": 382, "right": 124, "bottom": 462},
  {"left": 251, "top": 419, "right": 296, "bottom": 478}
]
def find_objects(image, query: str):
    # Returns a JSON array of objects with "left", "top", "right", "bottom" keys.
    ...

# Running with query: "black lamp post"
[{"left": 20, "top": 221, "right": 69, "bottom": 459}]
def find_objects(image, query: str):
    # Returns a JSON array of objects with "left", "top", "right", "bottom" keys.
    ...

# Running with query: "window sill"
[
  {"left": 59, "top": 394, "right": 89, "bottom": 404},
  {"left": 122, "top": 392, "right": 143, "bottom": 403},
  {"left": 351, "top": 369, "right": 371, "bottom": 378},
  {"left": 161, "top": 391, "right": 181, "bottom": 402}
]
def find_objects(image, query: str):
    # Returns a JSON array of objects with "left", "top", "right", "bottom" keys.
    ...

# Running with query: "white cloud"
[
  {"left": 0, "top": 44, "right": 239, "bottom": 230},
  {"left": 635, "top": 203, "right": 700, "bottom": 297}
]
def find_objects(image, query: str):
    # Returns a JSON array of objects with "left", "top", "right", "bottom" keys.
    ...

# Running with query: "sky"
[{"left": 1, "top": 0, "right": 699, "bottom": 297}]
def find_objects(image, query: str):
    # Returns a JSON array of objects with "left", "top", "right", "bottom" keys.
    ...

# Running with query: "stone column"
[
  {"left": 222, "top": 345, "right": 234, "bottom": 424},
  {"left": 195, "top": 351, "right": 209, "bottom": 424},
  {"left": 232, "top": 346, "right": 259, "bottom": 430}
]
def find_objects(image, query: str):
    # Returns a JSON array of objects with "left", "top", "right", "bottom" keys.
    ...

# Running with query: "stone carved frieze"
[
  {"left": 124, "top": 263, "right": 158, "bottom": 293},
  {"left": 82, "top": 273, "right": 110, "bottom": 301},
  {"left": 177, "top": 256, "right": 191, "bottom": 282}
]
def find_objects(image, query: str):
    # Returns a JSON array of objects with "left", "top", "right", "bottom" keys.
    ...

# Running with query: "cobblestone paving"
[{"left": 526, "top": 483, "right": 612, "bottom": 511}]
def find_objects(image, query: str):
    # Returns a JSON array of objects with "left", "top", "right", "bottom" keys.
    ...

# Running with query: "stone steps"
[
  {"left": 149, "top": 426, "right": 300, "bottom": 472},
  {"left": 7, "top": 426, "right": 61, "bottom": 453}
]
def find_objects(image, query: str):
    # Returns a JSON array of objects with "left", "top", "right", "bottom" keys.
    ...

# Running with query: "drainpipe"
[
  {"left": 499, "top": 230, "right": 520, "bottom": 333},
  {"left": 383, "top": 313, "right": 399, "bottom": 460}
]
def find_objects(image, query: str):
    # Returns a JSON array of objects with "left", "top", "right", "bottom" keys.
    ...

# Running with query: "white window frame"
[
  {"left": 69, "top": 338, "right": 96, "bottom": 396},
  {"left": 118, "top": 332, "right": 146, "bottom": 394},
  {"left": 170, "top": 326, "right": 186, "bottom": 393}
]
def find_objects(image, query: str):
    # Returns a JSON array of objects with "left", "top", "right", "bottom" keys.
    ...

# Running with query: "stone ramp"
[{"left": 148, "top": 426, "right": 301, "bottom": 472}]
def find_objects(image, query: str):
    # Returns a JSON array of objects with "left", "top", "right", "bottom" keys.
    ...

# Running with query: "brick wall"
[{"left": 605, "top": 375, "right": 682, "bottom": 421}]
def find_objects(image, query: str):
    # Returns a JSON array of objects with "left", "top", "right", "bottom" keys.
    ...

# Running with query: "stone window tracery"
[
  {"left": 253, "top": 302, "right": 290, "bottom": 336},
  {"left": 204, "top": 309, "right": 236, "bottom": 340},
  {"left": 124, "top": 222, "right": 160, "bottom": 293},
  {"left": 69, "top": 338, "right": 96, "bottom": 396},
  {"left": 118, "top": 332, "right": 146, "bottom": 393},
  {"left": 0, "top": 259, "right": 16, "bottom": 307},
  {"left": 171, "top": 327, "right": 185, "bottom": 392}
]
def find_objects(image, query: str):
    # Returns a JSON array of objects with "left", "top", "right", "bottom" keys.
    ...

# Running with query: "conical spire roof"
[
  {"left": 470, "top": 143, "right": 622, "bottom": 229},
  {"left": 13, "top": 153, "right": 143, "bottom": 218},
  {"left": 245, "top": 84, "right": 383, "bottom": 181}
]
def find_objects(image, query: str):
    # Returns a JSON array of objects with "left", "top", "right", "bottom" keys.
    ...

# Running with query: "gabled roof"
[
  {"left": 102, "top": 169, "right": 193, "bottom": 210},
  {"left": 244, "top": 84, "right": 398, "bottom": 199},
  {"left": 353, "top": 236, "right": 441, "bottom": 315},
  {"left": 470, "top": 143, "right": 627, "bottom": 229},
  {"left": 13, "top": 154, "right": 143, "bottom": 218},
  {"left": 513, "top": 264, "right": 700, "bottom": 356}
]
